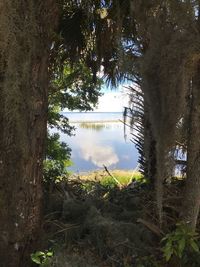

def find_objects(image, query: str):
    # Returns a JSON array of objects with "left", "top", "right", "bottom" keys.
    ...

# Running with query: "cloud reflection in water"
[
  {"left": 79, "top": 137, "right": 119, "bottom": 167},
  {"left": 58, "top": 117, "right": 138, "bottom": 172}
]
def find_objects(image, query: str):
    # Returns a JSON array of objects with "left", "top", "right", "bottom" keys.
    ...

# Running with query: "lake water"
[{"left": 58, "top": 112, "right": 138, "bottom": 173}]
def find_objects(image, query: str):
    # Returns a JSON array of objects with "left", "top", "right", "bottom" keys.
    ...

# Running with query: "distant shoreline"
[
  {"left": 69, "top": 120, "right": 121, "bottom": 123},
  {"left": 62, "top": 111, "right": 123, "bottom": 114},
  {"left": 69, "top": 169, "right": 143, "bottom": 186}
]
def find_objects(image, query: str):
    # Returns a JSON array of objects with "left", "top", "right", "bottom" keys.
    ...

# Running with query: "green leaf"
[
  {"left": 178, "top": 238, "right": 186, "bottom": 257},
  {"left": 190, "top": 240, "right": 199, "bottom": 252},
  {"left": 31, "top": 254, "right": 42, "bottom": 265},
  {"left": 164, "top": 247, "right": 173, "bottom": 262},
  {"left": 35, "top": 251, "right": 45, "bottom": 257},
  {"left": 161, "top": 236, "right": 168, "bottom": 242},
  {"left": 166, "top": 251, "right": 173, "bottom": 262},
  {"left": 46, "top": 251, "right": 53, "bottom": 257}
]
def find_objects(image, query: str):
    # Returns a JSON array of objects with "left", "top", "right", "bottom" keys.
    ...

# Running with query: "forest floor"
[
  {"left": 41, "top": 172, "right": 188, "bottom": 267},
  {"left": 41, "top": 170, "right": 162, "bottom": 267}
]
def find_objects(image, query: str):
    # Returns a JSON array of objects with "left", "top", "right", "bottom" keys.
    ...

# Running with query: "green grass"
[
  {"left": 100, "top": 170, "right": 144, "bottom": 187},
  {"left": 79, "top": 170, "right": 144, "bottom": 188}
]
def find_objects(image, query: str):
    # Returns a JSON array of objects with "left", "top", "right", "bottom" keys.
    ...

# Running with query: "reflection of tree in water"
[{"left": 79, "top": 122, "right": 111, "bottom": 131}]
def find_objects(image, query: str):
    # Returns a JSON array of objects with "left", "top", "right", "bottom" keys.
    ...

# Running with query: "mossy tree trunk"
[
  {"left": 0, "top": 1, "right": 58, "bottom": 266},
  {"left": 181, "top": 63, "right": 200, "bottom": 230}
]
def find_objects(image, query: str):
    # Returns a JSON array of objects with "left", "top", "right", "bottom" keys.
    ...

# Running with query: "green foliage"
[
  {"left": 46, "top": 133, "right": 71, "bottom": 162},
  {"left": 100, "top": 176, "right": 118, "bottom": 189},
  {"left": 58, "top": 0, "right": 125, "bottom": 86},
  {"left": 100, "top": 172, "right": 145, "bottom": 188},
  {"left": 31, "top": 250, "right": 53, "bottom": 266},
  {"left": 43, "top": 159, "right": 72, "bottom": 183},
  {"left": 162, "top": 223, "right": 200, "bottom": 263},
  {"left": 48, "top": 106, "right": 75, "bottom": 136},
  {"left": 50, "top": 61, "right": 102, "bottom": 113},
  {"left": 44, "top": 133, "right": 72, "bottom": 184}
]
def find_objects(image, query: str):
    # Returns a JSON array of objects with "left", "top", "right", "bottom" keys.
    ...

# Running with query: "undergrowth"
[
  {"left": 35, "top": 175, "right": 200, "bottom": 267},
  {"left": 41, "top": 175, "right": 158, "bottom": 267}
]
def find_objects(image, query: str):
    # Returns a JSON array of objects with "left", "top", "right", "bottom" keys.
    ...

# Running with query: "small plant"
[
  {"left": 100, "top": 176, "right": 118, "bottom": 188},
  {"left": 31, "top": 250, "right": 53, "bottom": 266},
  {"left": 162, "top": 223, "right": 199, "bottom": 262}
]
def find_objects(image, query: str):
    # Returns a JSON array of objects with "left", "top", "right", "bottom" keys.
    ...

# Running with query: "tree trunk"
[
  {"left": 181, "top": 63, "right": 200, "bottom": 230},
  {"left": 0, "top": 1, "right": 58, "bottom": 266},
  {"left": 143, "top": 104, "right": 157, "bottom": 185}
]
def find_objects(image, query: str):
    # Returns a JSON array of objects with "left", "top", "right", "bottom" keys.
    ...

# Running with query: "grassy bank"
[{"left": 78, "top": 169, "right": 144, "bottom": 188}]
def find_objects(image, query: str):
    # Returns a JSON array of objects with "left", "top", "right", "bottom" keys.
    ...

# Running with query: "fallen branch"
[
  {"left": 103, "top": 165, "right": 123, "bottom": 187},
  {"left": 137, "top": 218, "right": 164, "bottom": 237}
]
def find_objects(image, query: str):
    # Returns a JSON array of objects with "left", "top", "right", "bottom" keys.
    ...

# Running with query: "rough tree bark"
[
  {"left": 181, "top": 63, "right": 200, "bottom": 230},
  {"left": 0, "top": 1, "right": 58, "bottom": 266}
]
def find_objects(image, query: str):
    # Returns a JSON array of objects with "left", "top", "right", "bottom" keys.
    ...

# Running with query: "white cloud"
[
  {"left": 94, "top": 88, "right": 129, "bottom": 112},
  {"left": 63, "top": 84, "right": 132, "bottom": 113}
]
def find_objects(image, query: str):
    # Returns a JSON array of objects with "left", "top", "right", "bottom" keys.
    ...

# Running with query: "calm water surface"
[{"left": 58, "top": 112, "right": 138, "bottom": 172}]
